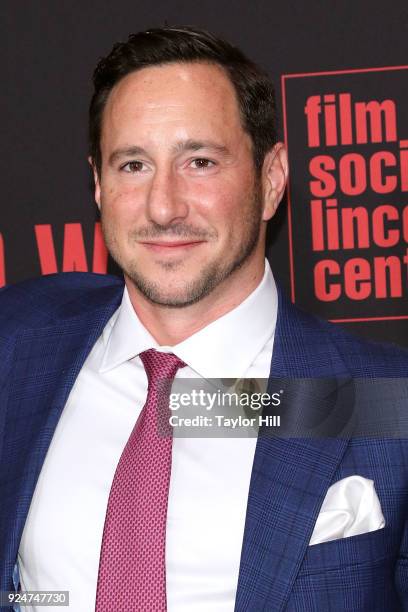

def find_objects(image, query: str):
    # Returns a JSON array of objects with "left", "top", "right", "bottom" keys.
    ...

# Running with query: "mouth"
[{"left": 139, "top": 240, "right": 205, "bottom": 252}]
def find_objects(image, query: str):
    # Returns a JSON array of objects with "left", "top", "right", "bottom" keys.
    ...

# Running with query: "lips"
[{"left": 140, "top": 240, "right": 204, "bottom": 248}]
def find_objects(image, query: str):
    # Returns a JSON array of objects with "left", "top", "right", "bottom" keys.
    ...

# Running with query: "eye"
[
  {"left": 121, "top": 160, "right": 146, "bottom": 173},
  {"left": 189, "top": 158, "right": 216, "bottom": 170}
]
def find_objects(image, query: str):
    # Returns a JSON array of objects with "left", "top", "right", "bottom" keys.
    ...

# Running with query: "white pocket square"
[{"left": 309, "top": 475, "right": 385, "bottom": 546}]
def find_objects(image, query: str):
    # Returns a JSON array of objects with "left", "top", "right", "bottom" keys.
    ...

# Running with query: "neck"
[{"left": 125, "top": 258, "right": 266, "bottom": 346}]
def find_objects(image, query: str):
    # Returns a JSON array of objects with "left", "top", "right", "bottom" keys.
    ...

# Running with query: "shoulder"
[
  {"left": 321, "top": 315, "right": 407, "bottom": 376},
  {"left": 0, "top": 272, "right": 125, "bottom": 335},
  {"left": 278, "top": 289, "right": 408, "bottom": 377},
  {"left": 309, "top": 308, "right": 407, "bottom": 377}
]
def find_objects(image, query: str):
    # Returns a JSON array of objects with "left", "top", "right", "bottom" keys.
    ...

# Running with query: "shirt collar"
[{"left": 100, "top": 258, "right": 277, "bottom": 378}]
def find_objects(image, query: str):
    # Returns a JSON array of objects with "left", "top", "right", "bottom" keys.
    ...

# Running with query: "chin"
[{"left": 144, "top": 291, "right": 203, "bottom": 309}]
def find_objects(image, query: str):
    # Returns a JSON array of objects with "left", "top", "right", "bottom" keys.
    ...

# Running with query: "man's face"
[{"left": 94, "top": 62, "right": 280, "bottom": 307}]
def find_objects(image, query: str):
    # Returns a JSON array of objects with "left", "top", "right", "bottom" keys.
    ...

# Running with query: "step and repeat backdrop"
[{"left": 1, "top": 1, "right": 407, "bottom": 346}]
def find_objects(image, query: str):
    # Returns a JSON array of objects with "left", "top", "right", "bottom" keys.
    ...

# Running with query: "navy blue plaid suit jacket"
[{"left": 0, "top": 272, "right": 407, "bottom": 611}]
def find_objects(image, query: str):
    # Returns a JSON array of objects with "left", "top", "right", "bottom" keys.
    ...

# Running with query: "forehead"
[{"left": 100, "top": 62, "right": 246, "bottom": 148}]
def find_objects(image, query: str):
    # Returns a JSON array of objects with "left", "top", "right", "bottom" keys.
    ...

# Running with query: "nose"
[{"left": 146, "top": 166, "right": 188, "bottom": 227}]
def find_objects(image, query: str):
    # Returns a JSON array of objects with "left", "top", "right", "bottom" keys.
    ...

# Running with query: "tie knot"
[{"left": 139, "top": 348, "right": 186, "bottom": 383}]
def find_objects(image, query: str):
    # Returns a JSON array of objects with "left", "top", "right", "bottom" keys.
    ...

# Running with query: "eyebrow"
[
  {"left": 172, "top": 139, "right": 230, "bottom": 156},
  {"left": 108, "top": 139, "right": 231, "bottom": 166}
]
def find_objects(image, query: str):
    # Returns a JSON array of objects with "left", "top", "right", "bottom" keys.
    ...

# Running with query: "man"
[{"left": 0, "top": 26, "right": 407, "bottom": 612}]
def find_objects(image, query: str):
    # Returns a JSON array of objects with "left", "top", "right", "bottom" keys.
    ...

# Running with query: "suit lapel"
[
  {"left": 0, "top": 284, "right": 123, "bottom": 592},
  {"left": 234, "top": 288, "right": 352, "bottom": 612}
]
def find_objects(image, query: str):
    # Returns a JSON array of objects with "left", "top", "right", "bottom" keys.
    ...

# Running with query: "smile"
[{"left": 139, "top": 241, "right": 205, "bottom": 252}]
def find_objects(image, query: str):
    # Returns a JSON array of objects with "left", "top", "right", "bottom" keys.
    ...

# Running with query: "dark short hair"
[{"left": 89, "top": 26, "right": 277, "bottom": 175}]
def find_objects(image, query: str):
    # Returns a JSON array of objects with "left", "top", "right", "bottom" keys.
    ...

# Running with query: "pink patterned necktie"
[{"left": 95, "top": 349, "right": 186, "bottom": 612}]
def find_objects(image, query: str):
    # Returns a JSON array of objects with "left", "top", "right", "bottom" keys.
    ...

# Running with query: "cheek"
[
  {"left": 100, "top": 184, "right": 143, "bottom": 226},
  {"left": 187, "top": 178, "right": 246, "bottom": 221}
]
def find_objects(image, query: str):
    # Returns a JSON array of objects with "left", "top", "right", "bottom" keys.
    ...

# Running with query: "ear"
[
  {"left": 88, "top": 156, "right": 101, "bottom": 210},
  {"left": 261, "top": 143, "right": 289, "bottom": 221}
]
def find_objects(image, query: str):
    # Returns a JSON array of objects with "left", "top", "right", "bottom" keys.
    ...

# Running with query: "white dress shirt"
[{"left": 18, "top": 259, "right": 278, "bottom": 611}]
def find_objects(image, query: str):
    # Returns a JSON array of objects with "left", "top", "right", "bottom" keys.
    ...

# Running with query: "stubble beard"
[{"left": 101, "top": 185, "right": 263, "bottom": 308}]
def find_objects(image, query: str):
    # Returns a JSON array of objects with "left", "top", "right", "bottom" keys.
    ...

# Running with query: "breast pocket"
[{"left": 286, "top": 527, "right": 402, "bottom": 611}]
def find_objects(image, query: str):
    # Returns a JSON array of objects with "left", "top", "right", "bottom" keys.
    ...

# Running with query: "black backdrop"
[{"left": 2, "top": 0, "right": 407, "bottom": 346}]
